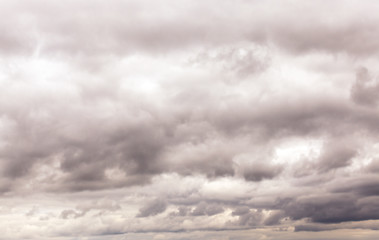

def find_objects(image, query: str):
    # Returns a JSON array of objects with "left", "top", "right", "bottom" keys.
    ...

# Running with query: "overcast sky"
[{"left": 1, "top": 1, "right": 379, "bottom": 239}]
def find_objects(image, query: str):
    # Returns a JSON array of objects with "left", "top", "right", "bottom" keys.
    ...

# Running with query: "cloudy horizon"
[{"left": 1, "top": 1, "right": 379, "bottom": 239}]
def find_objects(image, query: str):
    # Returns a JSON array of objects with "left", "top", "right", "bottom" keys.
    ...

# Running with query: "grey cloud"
[
  {"left": 0, "top": 68, "right": 377, "bottom": 194},
  {"left": 269, "top": 19, "right": 379, "bottom": 56},
  {"left": 172, "top": 154, "right": 235, "bottom": 179},
  {"left": 292, "top": 138, "right": 358, "bottom": 177},
  {"left": 60, "top": 199, "right": 121, "bottom": 219},
  {"left": 191, "top": 202, "right": 224, "bottom": 216},
  {"left": 211, "top": 99, "right": 349, "bottom": 138},
  {"left": 137, "top": 198, "right": 167, "bottom": 218},
  {"left": 60, "top": 209, "right": 86, "bottom": 219},
  {"left": 232, "top": 206, "right": 251, "bottom": 216},
  {"left": 2, "top": 0, "right": 379, "bottom": 60},
  {"left": 316, "top": 140, "right": 357, "bottom": 173},
  {"left": 3, "top": 1, "right": 379, "bottom": 238},
  {"left": 230, "top": 207, "right": 264, "bottom": 227},
  {"left": 295, "top": 220, "right": 379, "bottom": 232},
  {"left": 189, "top": 46, "right": 270, "bottom": 80},
  {"left": 240, "top": 162, "right": 282, "bottom": 182},
  {"left": 0, "top": 0, "right": 245, "bottom": 57},
  {"left": 351, "top": 67, "right": 379, "bottom": 107},
  {"left": 366, "top": 159, "right": 379, "bottom": 173},
  {"left": 236, "top": 210, "right": 263, "bottom": 227},
  {"left": 263, "top": 210, "right": 285, "bottom": 226},
  {"left": 1, "top": 66, "right": 378, "bottom": 195},
  {"left": 77, "top": 199, "right": 121, "bottom": 214},
  {"left": 170, "top": 202, "right": 225, "bottom": 217},
  {"left": 279, "top": 193, "right": 379, "bottom": 224},
  {"left": 331, "top": 176, "right": 379, "bottom": 197},
  {"left": 169, "top": 206, "right": 190, "bottom": 217},
  {"left": 294, "top": 224, "right": 338, "bottom": 232}
]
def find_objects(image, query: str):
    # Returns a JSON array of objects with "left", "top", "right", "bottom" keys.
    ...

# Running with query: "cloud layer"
[{"left": 1, "top": 1, "right": 379, "bottom": 240}]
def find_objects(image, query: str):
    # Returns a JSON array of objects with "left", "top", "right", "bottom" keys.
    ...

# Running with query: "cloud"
[
  {"left": 295, "top": 220, "right": 379, "bottom": 232},
  {"left": 240, "top": 162, "right": 283, "bottom": 182},
  {"left": 235, "top": 210, "right": 263, "bottom": 227},
  {"left": 60, "top": 209, "right": 85, "bottom": 219},
  {"left": 263, "top": 210, "right": 285, "bottom": 226},
  {"left": 188, "top": 45, "right": 270, "bottom": 81},
  {"left": 2, "top": 1, "right": 379, "bottom": 239},
  {"left": 2, "top": 0, "right": 379, "bottom": 59},
  {"left": 191, "top": 202, "right": 224, "bottom": 216},
  {"left": 316, "top": 139, "right": 357, "bottom": 173},
  {"left": 277, "top": 184, "right": 379, "bottom": 224},
  {"left": 137, "top": 198, "right": 168, "bottom": 218},
  {"left": 331, "top": 176, "right": 379, "bottom": 197},
  {"left": 351, "top": 67, "right": 379, "bottom": 107}
]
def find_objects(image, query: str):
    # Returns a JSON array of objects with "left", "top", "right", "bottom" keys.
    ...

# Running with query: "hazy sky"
[{"left": 1, "top": 1, "right": 379, "bottom": 239}]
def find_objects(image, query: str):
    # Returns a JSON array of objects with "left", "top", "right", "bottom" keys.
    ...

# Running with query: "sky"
[{"left": 1, "top": 0, "right": 379, "bottom": 239}]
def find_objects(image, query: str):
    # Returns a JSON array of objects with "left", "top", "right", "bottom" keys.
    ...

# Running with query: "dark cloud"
[
  {"left": 232, "top": 206, "right": 251, "bottom": 217},
  {"left": 278, "top": 192, "right": 379, "bottom": 224},
  {"left": 295, "top": 220, "right": 379, "bottom": 232},
  {"left": 230, "top": 206, "right": 263, "bottom": 227},
  {"left": 236, "top": 210, "right": 263, "bottom": 227},
  {"left": 0, "top": 69, "right": 377, "bottom": 194},
  {"left": 169, "top": 206, "right": 190, "bottom": 217},
  {"left": 351, "top": 67, "right": 379, "bottom": 107},
  {"left": 331, "top": 176, "right": 379, "bottom": 197},
  {"left": 316, "top": 140, "right": 357, "bottom": 173},
  {"left": 191, "top": 202, "right": 224, "bottom": 216},
  {"left": 137, "top": 198, "right": 167, "bottom": 218},
  {"left": 294, "top": 224, "right": 337, "bottom": 232},
  {"left": 241, "top": 162, "right": 282, "bottom": 182},
  {"left": 263, "top": 210, "right": 285, "bottom": 226}
]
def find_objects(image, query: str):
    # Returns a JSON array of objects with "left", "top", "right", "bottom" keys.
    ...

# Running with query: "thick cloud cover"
[{"left": 1, "top": 1, "right": 379, "bottom": 240}]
